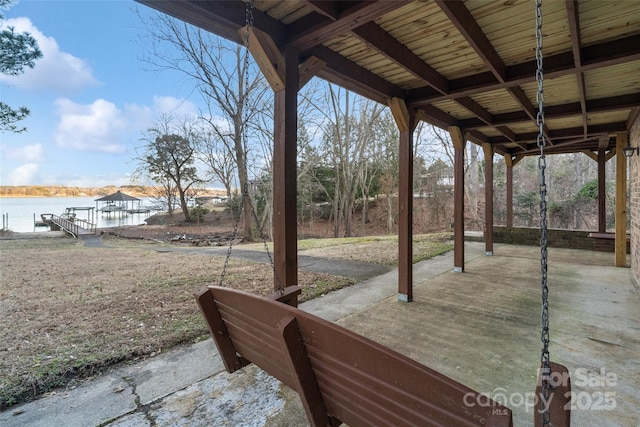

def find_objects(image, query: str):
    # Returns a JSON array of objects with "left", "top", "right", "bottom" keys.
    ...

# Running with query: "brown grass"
[
  {"left": 0, "top": 216, "right": 452, "bottom": 410},
  {"left": 0, "top": 236, "right": 354, "bottom": 410}
]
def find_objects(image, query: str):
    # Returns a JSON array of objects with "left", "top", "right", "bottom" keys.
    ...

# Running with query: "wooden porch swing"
[{"left": 196, "top": 1, "right": 571, "bottom": 426}]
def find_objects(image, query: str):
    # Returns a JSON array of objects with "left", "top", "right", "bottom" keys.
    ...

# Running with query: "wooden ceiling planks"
[
  {"left": 539, "top": 75, "right": 582, "bottom": 106},
  {"left": 586, "top": 110, "right": 632, "bottom": 126},
  {"left": 254, "top": 0, "right": 308, "bottom": 23},
  {"left": 465, "top": 1, "right": 573, "bottom": 76},
  {"left": 578, "top": 0, "right": 640, "bottom": 46},
  {"left": 470, "top": 89, "right": 522, "bottom": 116},
  {"left": 584, "top": 62, "right": 640, "bottom": 100},
  {"left": 382, "top": 3, "right": 489, "bottom": 80},
  {"left": 136, "top": 0, "right": 640, "bottom": 158},
  {"left": 432, "top": 99, "right": 475, "bottom": 120}
]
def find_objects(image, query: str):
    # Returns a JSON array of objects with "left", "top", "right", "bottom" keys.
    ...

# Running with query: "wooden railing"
[{"left": 46, "top": 214, "right": 96, "bottom": 237}]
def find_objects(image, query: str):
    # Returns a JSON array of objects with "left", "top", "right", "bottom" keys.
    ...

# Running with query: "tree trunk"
[
  {"left": 387, "top": 194, "right": 394, "bottom": 234},
  {"left": 178, "top": 187, "right": 191, "bottom": 222}
]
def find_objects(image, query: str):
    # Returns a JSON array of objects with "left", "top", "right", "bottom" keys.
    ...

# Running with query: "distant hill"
[{"left": 0, "top": 185, "right": 226, "bottom": 198}]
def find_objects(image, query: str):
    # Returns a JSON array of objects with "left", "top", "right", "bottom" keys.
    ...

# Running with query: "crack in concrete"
[{"left": 122, "top": 376, "right": 156, "bottom": 426}]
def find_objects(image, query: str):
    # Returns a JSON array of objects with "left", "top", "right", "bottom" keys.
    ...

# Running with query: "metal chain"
[
  {"left": 240, "top": 0, "right": 282, "bottom": 292},
  {"left": 535, "top": 0, "right": 551, "bottom": 425},
  {"left": 218, "top": 202, "right": 243, "bottom": 287},
  {"left": 218, "top": 0, "right": 254, "bottom": 288},
  {"left": 244, "top": 182, "right": 284, "bottom": 292}
]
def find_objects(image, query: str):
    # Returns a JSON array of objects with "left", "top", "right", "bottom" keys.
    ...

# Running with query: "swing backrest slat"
[{"left": 197, "top": 286, "right": 513, "bottom": 427}]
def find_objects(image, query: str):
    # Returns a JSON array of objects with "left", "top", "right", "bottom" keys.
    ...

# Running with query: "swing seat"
[{"left": 197, "top": 286, "right": 513, "bottom": 427}]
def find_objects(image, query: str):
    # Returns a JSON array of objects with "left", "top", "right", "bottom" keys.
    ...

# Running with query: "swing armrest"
[{"left": 265, "top": 285, "right": 302, "bottom": 307}]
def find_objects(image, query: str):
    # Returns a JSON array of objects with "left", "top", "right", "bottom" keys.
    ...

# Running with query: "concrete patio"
[{"left": 2, "top": 241, "right": 638, "bottom": 426}]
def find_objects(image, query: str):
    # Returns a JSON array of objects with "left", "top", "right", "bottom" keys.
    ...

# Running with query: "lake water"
[{"left": 0, "top": 197, "right": 160, "bottom": 233}]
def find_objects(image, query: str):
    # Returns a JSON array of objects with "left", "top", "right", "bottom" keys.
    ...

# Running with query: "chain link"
[
  {"left": 218, "top": 203, "right": 243, "bottom": 287},
  {"left": 535, "top": 0, "right": 551, "bottom": 425},
  {"left": 220, "top": 0, "right": 283, "bottom": 292},
  {"left": 244, "top": 183, "right": 284, "bottom": 292}
]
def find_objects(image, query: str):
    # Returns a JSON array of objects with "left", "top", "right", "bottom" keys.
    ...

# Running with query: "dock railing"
[{"left": 44, "top": 214, "right": 96, "bottom": 237}]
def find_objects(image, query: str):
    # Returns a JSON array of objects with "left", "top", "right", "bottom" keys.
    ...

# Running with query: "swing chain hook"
[{"left": 536, "top": 0, "right": 551, "bottom": 425}]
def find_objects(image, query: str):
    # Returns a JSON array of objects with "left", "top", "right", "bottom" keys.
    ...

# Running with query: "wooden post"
[
  {"left": 388, "top": 97, "right": 414, "bottom": 302},
  {"left": 239, "top": 25, "right": 300, "bottom": 290},
  {"left": 598, "top": 147, "right": 607, "bottom": 233},
  {"left": 615, "top": 132, "right": 628, "bottom": 267},
  {"left": 273, "top": 46, "right": 299, "bottom": 288},
  {"left": 449, "top": 126, "right": 466, "bottom": 272},
  {"left": 483, "top": 144, "right": 494, "bottom": 255},
  {"left": 505, "top": 155, "right": 513, "bottom": 228}
]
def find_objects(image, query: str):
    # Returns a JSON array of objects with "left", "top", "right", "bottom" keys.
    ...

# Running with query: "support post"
[
  {"left": 388, "top": 97, "right": 414, "bottom": 302},
  {"left": 273, "top": 46, "right": 299, "bottom": 289},
  {"left": 483, "top": 144, "right": 494, "bottom": 255},
  {"left": 597, "top": 136, "right": 609, "bottom": 233},
  {"left": 450, "top": 127, "right": 466, "bottom": 272},
  {"left": 598, "top": 147, "right": 607, "bottom": 233},
  {"left": 505, "top": 155, "right": 514, "bottom": 228},
  {"left": 615, "top": 132, "right": 628, "bottom": 267}
]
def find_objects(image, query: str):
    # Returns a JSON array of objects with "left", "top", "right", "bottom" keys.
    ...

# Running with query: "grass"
[
  {"left": 0, "top": 232, "right": 451, "bottom": 410},
  {"left": 243, "top": 232, "right": 453, "bottom": 266}
]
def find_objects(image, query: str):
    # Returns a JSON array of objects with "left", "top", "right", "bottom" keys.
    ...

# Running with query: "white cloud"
[
  {"left": 125, "top": 96, "right": 200, "bottom": 129},
  {"left": 151, "top": 96, "right": 199, "bottom": 118},
  {"left": 53, "top": 96, "right": 200, "bottom": 154},
  {"left": 0, "top": 17, "right": 99, "bottom": 93},
  {"left": 4, "top": 163, "right": 40, "bottom": 185},
  {"left": 54, "top": 98, "right": 129, "bottom": 153},
  {"left": 1, "top": 143, "right": 45, "bottom": 162}
]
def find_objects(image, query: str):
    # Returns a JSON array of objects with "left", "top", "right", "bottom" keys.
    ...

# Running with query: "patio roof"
[{"left": 137, "top": 0, "right": 640, "bottom": 157}]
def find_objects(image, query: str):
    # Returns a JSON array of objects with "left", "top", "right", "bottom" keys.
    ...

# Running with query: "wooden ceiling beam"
[
  {"left": 459, "top": 93, "right": 640, "bottom": 130},
  {"left": 298, "top": 56, "right": 326, "bottom": 90},
  {"left": 435, "top": 0, "right": 506, "bottom": 82},
  {"left": 288, "top": 1, "right": 411, "bottom": 51},
  {"left": 137, "top": 0, "right": 287, "bottom": 46},
  {"left": 507, "top": 85, "right": 552, "bottom": 143},
  {"left": 566, "top": 0, "right": 587, "bottom": 137},
  {"left": 433, "top": 0, "right": 541, "bottom": 144},
  {"left": 302, "top": 0, "right": 341, "bottom": 20},
  {"left": 308, "top": 46, "right": 406, "bottom": 103},
  {"left": 408, "top": 34, "right": 640, "bottom": 106},
  {"left": 351, "top": 22, "right": 448, "bottom": 95},
  {"left": 496, "top": 126, "right": 518, "bottom": 144},
  {"left": 415, "top": 105, "right": 458, "bottom": 129},
  {"left": 488, "top": 123, "right": 627, "bottom": 146},
  {"left": 456, "top": 97, "right": 492, "bottom": 126},
  {"left": 627, "top": 107, "right": 640, "bottom": 129}
]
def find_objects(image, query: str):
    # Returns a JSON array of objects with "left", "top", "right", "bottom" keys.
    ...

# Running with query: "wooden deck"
[{"left": 40, "top": 214, "right": 96, "bottom": 237}]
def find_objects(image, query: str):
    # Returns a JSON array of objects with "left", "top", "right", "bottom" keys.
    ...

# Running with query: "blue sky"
[{"left": 1, "top": 0, "right": 203, "bottom": 187}]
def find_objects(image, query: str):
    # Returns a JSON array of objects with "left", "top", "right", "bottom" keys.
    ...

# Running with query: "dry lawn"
[
  {"left": 0, "top": 236, "right": 353, "bottom": 410},
  {"left": 0, "top": 230, "right": 452, "bottom": 410}
]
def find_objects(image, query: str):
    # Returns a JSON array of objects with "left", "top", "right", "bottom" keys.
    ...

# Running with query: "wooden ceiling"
[{"left": 137, "top": 0, "right": 640, "bottom": 158}]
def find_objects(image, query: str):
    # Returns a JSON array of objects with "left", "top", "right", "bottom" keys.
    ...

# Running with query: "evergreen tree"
[{"left": 0, "top": 0, "right": 42, "bottom": 133}]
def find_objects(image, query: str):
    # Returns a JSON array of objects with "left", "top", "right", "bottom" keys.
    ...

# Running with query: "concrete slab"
[
  {"left": 152, "top": 247, "right": 392, "bottom": 281},
  {"left": 336, "top": 244, "right": 640, "bottom": 427}
]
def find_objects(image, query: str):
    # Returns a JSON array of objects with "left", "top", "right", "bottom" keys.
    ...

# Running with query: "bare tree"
[
  {"left": 138, "top": 10, "right": 269, "bottom": 241},
  {"left": 198, "top": 129, "right": 236, "bottom": 200},
  {"left": 315, "top": 86, "right": 387, "bottom": 237},
  {"left": 137, "top": 116, "right": 203, "bottom": 222}
]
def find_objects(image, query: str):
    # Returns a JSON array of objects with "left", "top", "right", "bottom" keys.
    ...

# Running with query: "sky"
[{"left": 0, "top": 0, "right": 203, "bottom": 188}]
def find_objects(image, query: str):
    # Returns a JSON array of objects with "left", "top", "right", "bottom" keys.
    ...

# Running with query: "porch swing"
[{"left": 196, "top": 1, "right": 571, "bottom": 425}]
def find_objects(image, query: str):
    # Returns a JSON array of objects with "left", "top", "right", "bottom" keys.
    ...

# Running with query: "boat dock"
[
  {"left": 37, "top": 206, "right": 97, "bottom": 237},
  {"left": 38, "top": 213, "right": 96, "bottom": 237}
]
